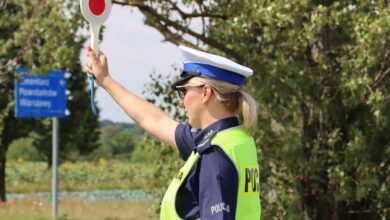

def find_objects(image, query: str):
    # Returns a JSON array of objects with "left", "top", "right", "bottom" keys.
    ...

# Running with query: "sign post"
[
  {"left": 80, "top": 0, "right": 111, "bottom": 115},
  {"left": 15, "top": 68, "right": 66, "bottom": 218},
  {"left": 52, "top": 117, "right": 59, "bottom": 217}
]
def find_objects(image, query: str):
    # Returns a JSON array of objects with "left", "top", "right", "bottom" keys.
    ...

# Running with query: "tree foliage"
[
  {"left": 7, "top": 137, "right": 43, "bottom": 161},
  {"left": 99, "top": 124, "right": 137, "bottom": 156},
  {"left": 116, "top": 0, "right": 390, "bottom": 219}
]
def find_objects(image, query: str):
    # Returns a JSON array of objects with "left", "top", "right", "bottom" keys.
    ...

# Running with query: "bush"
[
  {"left": 7, "top": 138, "right": 44, "bottom": 161},
  {"left": 130, "top": 142, "right": 159, "bottom": 163}
]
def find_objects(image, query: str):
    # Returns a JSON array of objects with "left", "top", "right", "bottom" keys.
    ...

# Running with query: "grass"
[
  {"left": 3, "top": 160, "right": 160, "bottom": 219},
  {"left": 6, "top": 161, "right": 154, "bottom": 193},
  {"left": 0, "top": 198, "right": 155, "bottom": 220}
]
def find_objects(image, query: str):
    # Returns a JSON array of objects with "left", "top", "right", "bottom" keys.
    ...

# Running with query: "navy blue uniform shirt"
[{"left": 174, "top": 117, "right": 240, "bottom": 220}]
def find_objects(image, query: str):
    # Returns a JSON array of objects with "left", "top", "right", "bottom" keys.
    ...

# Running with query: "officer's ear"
[{"left": 201, "top": 84, "right": 213, "bottom": 104}]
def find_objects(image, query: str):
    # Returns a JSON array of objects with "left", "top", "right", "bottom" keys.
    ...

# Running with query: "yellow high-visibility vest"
[{"left": 160, "top": 127, "right": 261, "bottom": 220}]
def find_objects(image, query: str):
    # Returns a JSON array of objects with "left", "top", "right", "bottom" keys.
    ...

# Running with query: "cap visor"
[{"left": 171, "top": 74, "right": 194, "bottom": 90}]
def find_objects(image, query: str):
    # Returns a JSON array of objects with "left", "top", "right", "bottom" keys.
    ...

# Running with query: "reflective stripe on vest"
[{"left": 160, "top": 127, "right": 260, "bottom": 220}]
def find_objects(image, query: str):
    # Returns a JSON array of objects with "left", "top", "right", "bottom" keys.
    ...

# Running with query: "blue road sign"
[{"left": 15, "top": 68, "right": 67, "bottom": 118}]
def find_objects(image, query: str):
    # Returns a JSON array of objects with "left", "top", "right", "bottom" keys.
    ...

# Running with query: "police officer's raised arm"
[{"left": 85, "top": 48, "right": 179, "bottom": 148}]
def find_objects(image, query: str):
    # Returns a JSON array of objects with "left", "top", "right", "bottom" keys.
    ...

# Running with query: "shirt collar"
[{"left": 194, "top": 117, "right": 240, "bottom": 154}]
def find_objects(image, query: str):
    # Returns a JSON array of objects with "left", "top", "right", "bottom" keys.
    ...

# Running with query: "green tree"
[
  {"left": 110, "top": 131, "right": 136, "bottom": 155},
  {"left": 115, "top": 1, "right": 390, "bottom": 219},
  {"left": 99, "top": 124, "right": 138, "bottom": 157},
  {"left": 0, "top": 0, "right": 100, "bottom": 201},
  {"left": 100, "top": 124, "right": 123, "bottom": 143},
  {"left": 0, "top": 0, "right": 48, "bottom": 202},
  {"left": 7, "top": 137, "right": 43, "bottom": 161}
]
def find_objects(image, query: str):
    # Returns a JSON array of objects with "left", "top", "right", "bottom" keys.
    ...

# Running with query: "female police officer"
[{"left": 85, "top": 45, "right": 261, "bottom": 220}]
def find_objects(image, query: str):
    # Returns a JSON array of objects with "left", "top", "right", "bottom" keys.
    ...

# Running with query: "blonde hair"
[{"left": 184, "top": 77, "right": 258, "bottom": 134}]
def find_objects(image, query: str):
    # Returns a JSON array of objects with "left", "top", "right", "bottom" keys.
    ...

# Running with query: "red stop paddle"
[
  {"left": 80, "top": 0, "right": 111, "bottom": 54},
  {"left": 80, "top": 0, "right": 111, "bottom": 115}
]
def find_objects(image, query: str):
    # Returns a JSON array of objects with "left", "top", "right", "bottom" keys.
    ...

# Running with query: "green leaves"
[{"left": 118, "top": 0, "right": 390, "bottom": 219}]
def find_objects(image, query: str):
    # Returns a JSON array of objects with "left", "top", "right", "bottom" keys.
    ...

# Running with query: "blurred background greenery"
[{"left": 1, "top": 0, "right": 389, "bottom": 219}]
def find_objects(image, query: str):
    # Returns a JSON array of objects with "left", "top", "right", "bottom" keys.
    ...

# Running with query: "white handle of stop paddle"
[
  {"left": 90, "top": 23, "right": 101, "bottom": 58},
  {"left": 88, "top": 23, "right": 100, "bottom": 78}
]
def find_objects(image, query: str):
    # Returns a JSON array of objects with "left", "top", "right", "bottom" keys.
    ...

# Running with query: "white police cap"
[{"left": 171, "top": 45, "right": 253, "bottom": 89}]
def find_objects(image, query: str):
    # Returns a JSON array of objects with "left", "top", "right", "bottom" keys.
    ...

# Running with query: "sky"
[{"left": 80, "top": 5, "right": 181, "bottom": 123}]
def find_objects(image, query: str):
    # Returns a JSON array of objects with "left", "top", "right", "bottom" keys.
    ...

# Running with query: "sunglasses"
[
  {"left": 176, "top": 87, "right": 188, "bottom": 99},
  {"left": 176, "top": 85, "right": 205, "bottom": 99}
]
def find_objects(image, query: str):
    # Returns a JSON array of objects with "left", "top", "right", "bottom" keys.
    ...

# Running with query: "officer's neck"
[{"left": 200, "top": 103, "right": 235, "bottom": 130}]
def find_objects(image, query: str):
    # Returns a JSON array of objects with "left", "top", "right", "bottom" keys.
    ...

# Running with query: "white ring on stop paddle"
[{"left": 80, "top": 0, "right": 111, "bottom": 54}]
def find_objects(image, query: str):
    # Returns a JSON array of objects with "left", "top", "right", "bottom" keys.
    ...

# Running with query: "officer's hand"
[{"left": 85, "top": 46, "right": 111, "bottom": 88}]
